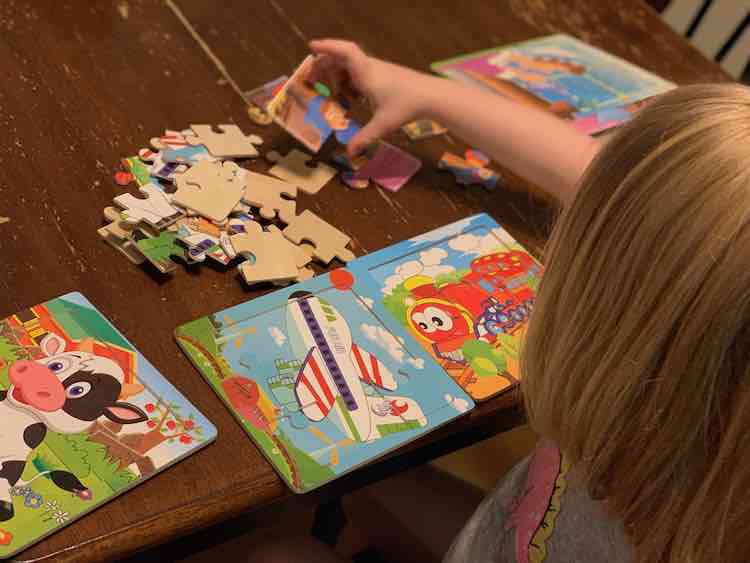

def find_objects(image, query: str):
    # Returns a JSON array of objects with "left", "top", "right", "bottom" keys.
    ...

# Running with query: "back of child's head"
[{"left": 522, "top": 83, "right": 750, "bottom": 563}]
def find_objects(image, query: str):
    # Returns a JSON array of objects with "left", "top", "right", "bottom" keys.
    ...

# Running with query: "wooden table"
[{"left": 0, "top": 1, "right": 728, "bottom": 561}]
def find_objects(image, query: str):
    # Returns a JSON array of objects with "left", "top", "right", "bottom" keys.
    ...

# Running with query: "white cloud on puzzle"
[
  {"left": 360, "top": 323, "right": 405, "bottom": 363},
  {"left": 268, "top": 326, "right": 287, "bottom": 347}
]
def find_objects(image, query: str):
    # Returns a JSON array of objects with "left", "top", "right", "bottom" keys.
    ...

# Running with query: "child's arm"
[{"left": 310, "top": 39, "right": 599, "bottom": 205}]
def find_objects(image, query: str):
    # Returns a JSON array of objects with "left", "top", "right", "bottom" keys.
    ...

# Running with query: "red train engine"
[{"left": 404, "top": 250, "right": 540, "bottom": 364}]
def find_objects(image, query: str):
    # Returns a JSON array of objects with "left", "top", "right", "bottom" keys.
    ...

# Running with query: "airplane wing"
[
  {"left": 295, "top": 347, "right": 339, "bottom": 422},
  {"left": 365, "top": 394, "right": 428, "bottom": 441},
  {"left": 350, "top": 343, "right": 397, "bottom": 391}
]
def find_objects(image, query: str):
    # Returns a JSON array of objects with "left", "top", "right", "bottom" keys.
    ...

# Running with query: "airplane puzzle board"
[
  {"left": 176, "top": 268, "right": 474, "bottom": 493},
  {"left": 0, "top": 293, "right": 216, "bottom": 559},
  {"left": 431, "top": 34, "right": 674, "bottom": 135},
  {"left": 349, "top": 214, "right": 541, "bottom": 401}
]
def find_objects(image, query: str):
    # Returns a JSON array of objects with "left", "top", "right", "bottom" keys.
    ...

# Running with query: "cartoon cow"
[{"left": 0, "top": 333, "right": 148, "bottom": 521}]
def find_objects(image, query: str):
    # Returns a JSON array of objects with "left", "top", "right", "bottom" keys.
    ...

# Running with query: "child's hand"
[{"left": 309, "top": 39, "right": 430, "bottom": 156}]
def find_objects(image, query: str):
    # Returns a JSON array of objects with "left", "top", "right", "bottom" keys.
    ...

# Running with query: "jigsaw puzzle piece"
[
  {"left": 266, "top": 149, "right": 336, "bottom": 195},
  {"left": 438, "top": 150, "right": 499, "bottom": 190},
  {"left": 161, "top": 144, "right": 218, "bottom": 165},
  {"left": 174, "top": 217, "right": 231, "bottom": 265},
  {"left": 97, "top": 207, "right": 146, "bottom": 264},
  {"left": 114, "top": 183, "right": 183, "bottom": 229},
  {"left": 282, "top": 210, "right": 355, "bottom": 264},
  {"left": 172, "top": 160, "right": 246, "bottom": 222},
  {"left": 266, "top": 224, "right": 315, "bottom": 281},
  {"left": 150, "top": 129, "right": 191, "bottom": 151},
  {"left": 241, "top": 172, "right": 297, "bottom": 223},
  {"left": 335, "top": 142, "right": 421, "bottom": 192},
  {"left": 131, "top": 229, "right": 198, "bottom": 273},
  {"left": 229, "top": 225, "right": 299, "bottom": 286},
  {"left": 185, "top": 124, "right": 263, "bottom": 158},
  {"left": 116, "top": 156, "right": 152, "bottom": 187},
  {"left": 138, "top": 148, "right": 188, "bottom": 183}
]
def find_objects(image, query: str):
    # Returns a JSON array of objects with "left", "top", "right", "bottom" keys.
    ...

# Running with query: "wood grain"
[{"left": 0, "top": 0, "right": 728, "bottom": 561}]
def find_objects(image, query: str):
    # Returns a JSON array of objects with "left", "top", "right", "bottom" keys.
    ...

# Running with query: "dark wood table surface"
[{"left": 0, "top": 0, "right": 729, "bottom": 561}]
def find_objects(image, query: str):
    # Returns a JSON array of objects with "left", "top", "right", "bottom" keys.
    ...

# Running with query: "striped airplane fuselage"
[{"left": 287, "top": 294, "right": 373, "bottom": 442}]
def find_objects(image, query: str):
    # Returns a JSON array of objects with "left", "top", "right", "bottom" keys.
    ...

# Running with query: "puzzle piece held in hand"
[
  {"left": 173, "top": 160, "right": 246, "bottom": 222},
  {"left": 282, "top": 210, "right": 355, "bottom": 264},
  {"left": 114, "top": 183, "right": 183, "bottom": 229},
  {"left": 266, "top": 149, "right": 336, "bottom": 195},
  {"left": 229, "top": 222, "right": 299, "bottom": 285},
  {"left": 186, "top": 124, "right": 263, "bottom": 158},
  {"left": 241, "top": 172, "right": 297, "bottom": 223},
  {"left": 334, "top": 142, "right": 421, "bottom": 192},
  {"left": 438, "top": 149, "right": 499, "bottom": 190}
]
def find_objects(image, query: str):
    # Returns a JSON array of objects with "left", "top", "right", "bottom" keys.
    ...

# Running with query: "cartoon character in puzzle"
[
  {"left": 277, "top": 59, "right": 360, "bottom": 150},
  {"left": 0, "top": 333, "right": 148, "bottom": 521},
  {"left": 403, "top": 251, "right": 539, "bottom": 375},
  {"left": 285, "top": 280, "right": 427, "bottom": 443}
]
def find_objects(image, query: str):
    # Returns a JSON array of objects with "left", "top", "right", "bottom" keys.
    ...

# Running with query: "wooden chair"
[{"left": 648, "top": 0, "right": 749, "bottom": 79}]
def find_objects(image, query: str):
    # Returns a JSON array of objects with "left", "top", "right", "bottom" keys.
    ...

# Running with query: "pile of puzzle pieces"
[{"left": 100, "top": 124, "right": 356, "bottom": 286}]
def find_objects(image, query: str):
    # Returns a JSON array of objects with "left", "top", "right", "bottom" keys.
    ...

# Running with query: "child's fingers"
[
  {"left": 347, "top": 113, "right": 392, "bottom": 157},
  {"left": 309, "top": 39, "right": 363, "bottom": 68}
]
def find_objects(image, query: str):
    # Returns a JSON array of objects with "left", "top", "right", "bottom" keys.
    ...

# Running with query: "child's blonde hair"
[{"left": 522, "top": 83, "right": 750, "bottom": 563}]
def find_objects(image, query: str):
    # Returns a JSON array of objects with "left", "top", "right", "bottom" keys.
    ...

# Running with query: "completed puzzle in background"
[{"left": 176, "top": 269, "right": 472, "bottom": 492}]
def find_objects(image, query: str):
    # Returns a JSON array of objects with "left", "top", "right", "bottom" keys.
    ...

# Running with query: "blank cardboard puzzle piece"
[
  {"left": 173, "top": 160, "right": 246, "bottom": 222},
  {"left": 114, "top": 183, "right": 183, "bottom": 229},
  {"left": 98, "top": 207, "right": 145, "bottom": 264},
  {"left": 335, "top": 142, "right": 421, "bottom": 192},
  {"left": 230, "top": 227, "right": 299, "bottom": 285},
  {"left": 186, "top": 124, "right": 263, "bottom": 158},
  {"left": 98, "top": 229, "right": 146, "bottom": 265},
  {"left": 438, "top": 149, "right": 499, "bottom": 190},
  {"left": 241, "top": 172, "right": 297, "bottom": 223},
  {"left": 138, "top": 148, "right": 187, "bottom": 183},
  {"left": 282, "top": 210, "right": 355, "bottom": 264},
  {"left": 267, "top": 225, "right": 315, "bottom": 281},
  {"left": 99, "top": 206, "right": 136, "bottom": 241},
  {"left": 266, "top": 149, "right": 336, "bottom": 195},
  {"left": 131, "top": 229, "right": 197, "bottom": 273}
]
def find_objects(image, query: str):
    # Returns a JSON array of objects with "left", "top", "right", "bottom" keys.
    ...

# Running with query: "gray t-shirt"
[{"left": 444, "top": 441, "right": 633, "bottom": 563}]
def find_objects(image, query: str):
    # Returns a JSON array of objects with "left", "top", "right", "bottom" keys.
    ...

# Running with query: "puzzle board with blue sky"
[
  {"left": 0, "top": 292, "right": 216, "bottom": 559},
  {"left": 175, "top": 269, "right": 473, "bottom": 493},
  {"left": 350, "top": 214, "right": 542, "bottom": 401}
]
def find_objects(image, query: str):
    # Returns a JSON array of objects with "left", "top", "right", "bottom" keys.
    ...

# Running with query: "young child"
[{"left": 247, "top": 40, "right": 750, "bottom": 563}]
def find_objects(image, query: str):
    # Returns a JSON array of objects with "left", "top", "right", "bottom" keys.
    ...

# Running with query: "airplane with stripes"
[{"left": 286, "top": 290, "right": 428, "bottom": 444}]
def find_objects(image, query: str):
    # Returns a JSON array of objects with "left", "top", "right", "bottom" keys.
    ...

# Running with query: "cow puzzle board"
[
  {"left": 0, "top": 293, "right": 216, "bottom": 558},
  {"left": 175, "top": 269, "right": 473, "bottom": 493},
  {"left": 349, "top": 214, "right": 541, "bottom": 401}
]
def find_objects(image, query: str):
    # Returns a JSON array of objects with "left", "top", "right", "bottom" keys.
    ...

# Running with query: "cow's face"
[{"left": 7, "top": 334, "right": 148, "bottom": 434}]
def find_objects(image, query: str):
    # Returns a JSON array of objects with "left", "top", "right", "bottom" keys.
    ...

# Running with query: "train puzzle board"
[
  {"left": 349, "top": 214, "right": 542, "bottom": 401},
  {"left": 175, "top": 269, "right": 473, "bottom": 493},
  {"left": 0, "top": 293, "right": 216, "bottom": 559}
]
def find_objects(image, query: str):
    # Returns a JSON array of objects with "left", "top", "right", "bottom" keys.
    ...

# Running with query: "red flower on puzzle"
[{"left": 0, "top": 529, "right": 13, "bottom": 546}]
